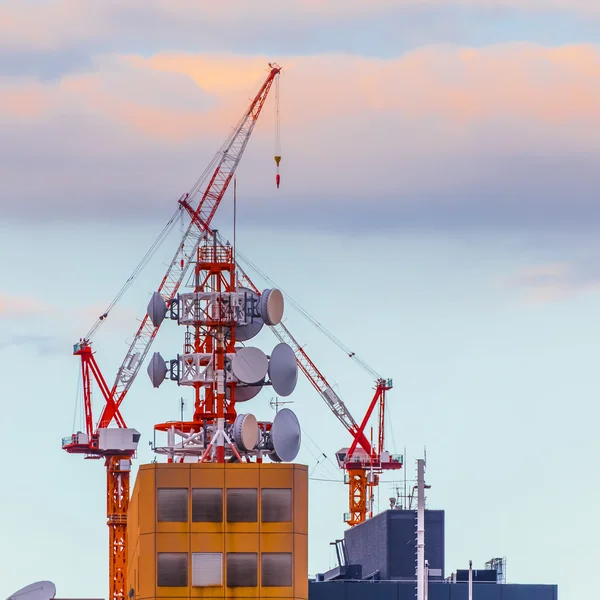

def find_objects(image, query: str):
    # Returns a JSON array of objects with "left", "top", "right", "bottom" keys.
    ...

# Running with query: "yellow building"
[{"left": 127, "top": 462, "right": 308, "bottom": 600}]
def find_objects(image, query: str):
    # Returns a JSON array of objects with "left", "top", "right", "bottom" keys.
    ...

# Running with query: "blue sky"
[{"left": 1, "top": 1, "right": 600, "bottom": 598}]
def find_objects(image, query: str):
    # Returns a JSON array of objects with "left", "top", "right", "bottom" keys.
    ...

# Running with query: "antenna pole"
[
  {"left": 468, "top": 560, "right": 473, "bottom": 600},
  {"left": 416, "top": 458, "right": 426, "bottom": 600},
  {"left": 403, "top": 445, "right": 407, "bottom": 510}
]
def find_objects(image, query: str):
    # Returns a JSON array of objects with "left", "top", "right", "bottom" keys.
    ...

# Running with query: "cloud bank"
[{"left": 1, "top": 45, "right": 600, "bottom": 233}]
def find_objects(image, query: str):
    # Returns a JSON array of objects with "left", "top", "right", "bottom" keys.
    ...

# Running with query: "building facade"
[{"left": 127, "top": 462, "right": 308, "bottom": 599}]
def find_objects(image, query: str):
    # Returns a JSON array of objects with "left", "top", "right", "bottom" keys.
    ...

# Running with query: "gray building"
[
  {"left": 311, "top": 509, "right": 558, "bottom": 599},
  {"left": 344, "top": 509, "right": 445, "bottom": 581}
]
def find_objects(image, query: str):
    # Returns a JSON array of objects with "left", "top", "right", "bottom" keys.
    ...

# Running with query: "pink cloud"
[
  {"left": 500, "top": 262, "right": 600, "bottom": 304},
  {"left": 118, "top": 43, "right": 600, "bottom": 135},
  {"left": 0, "top": 292, "right": 50, "bottom": 316}
]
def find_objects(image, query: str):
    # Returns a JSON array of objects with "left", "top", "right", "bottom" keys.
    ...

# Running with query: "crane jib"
[{"left": 95, "top": 65, "right": 281, "bottom": 430}]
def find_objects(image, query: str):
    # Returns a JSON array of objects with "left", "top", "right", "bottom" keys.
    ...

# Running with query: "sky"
[{"left": 1, "top": 0, "right": 600, "bottom": 597}]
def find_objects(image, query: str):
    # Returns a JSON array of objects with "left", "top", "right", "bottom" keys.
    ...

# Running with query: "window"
[
  {"left": 157, "top": 552, "right": 187, "bottom": 587},
  {"left": 226, "top": 488, "right": 257, "bottom": 522},
  {"left": 192, "top": 488, "right": 223, "bottom": 522},
  {"left": 261, "top": 488, "right": 292, "bottom": 522},
  {"left": 157, "top": 488, "right": 188, "bottom": 522},
  {"left": 262, "top": 553, "right": 293, "bottom": 587},
  {"left": 192, "top": 553, "right": 222, "bottom": 587},
  {"left": 227, "top": 552, "right": 257, "bottom": 587}
]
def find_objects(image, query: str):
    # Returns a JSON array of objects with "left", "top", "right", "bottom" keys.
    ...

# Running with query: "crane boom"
[{"left": 98, "top": 64, "right": 281, "bottom": 428}]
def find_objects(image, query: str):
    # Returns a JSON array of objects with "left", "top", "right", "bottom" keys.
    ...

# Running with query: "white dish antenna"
[
  {"left": 232, "top": 413, "right": 260, "bottom": 451},
  {"left": 147, "top": 291, "right": 167, "bottom": 328},
  {"left": 230, "top": 380, "right": 264, "bottom": 403},
  {"left": 235, "top": 317, "right": 264, "bottom": 341},
  {"left": 260, "top": 288, "right": 284, "bottom": 326},
  {"left": 269, "top": 407, "right": 301, "bottom": 463},
  {"left": 231, "top": 287, "right": 264, "bottom": 341},
  {"left": 231, "top": 347, "right": 269, "bottom": 384},
  {"left": 7, "top": 582, "right": 56, "bottom": 600},
  {"left": 147, "top": 352, "right": 167, "bottom": 388},
  {"left": 268, "top": 342, "right": 298, "bottom": 397}
]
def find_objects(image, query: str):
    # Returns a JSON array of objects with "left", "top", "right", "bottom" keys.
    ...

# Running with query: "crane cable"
[
  {"left": 83, "top": 93, "right": 258, "bottom": 341},
  {"left": 85, "top": 206, "right": 182, "bottom": 340},
  {"left": 234, "top": 248, "right": 382, "bottom": 381},
  {"left": 274, "top": 73, "right": 281, "bottom": 188}
]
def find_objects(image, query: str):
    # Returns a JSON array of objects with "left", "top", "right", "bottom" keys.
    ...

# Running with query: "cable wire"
[
  {"left": 85, "top": 207, "right": 182, "bottom": 339},
  {"left": 235, "top": 249, "right": 382, "bottom": 380}
]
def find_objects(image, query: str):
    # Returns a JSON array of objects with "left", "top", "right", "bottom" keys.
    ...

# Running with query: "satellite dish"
[
  {"left": 7, "top": 582, "right": 56, "bottom": 600},
  {"left": 147, "top": 291, "right": 167, "bottom": 328},
  {"left": 260, "top": 288, "right": 284, "bottom": 326},
  {"left": 230, "top": 380, "right": 264, "bottom": 402},
  {"left": 228, "top": 287, "right": 264, "bottom": 341},
  {"left": 268, "top": 342, "right": 298, "bottom": 397},
  {"left": 231, "top": 347, "right": 268, "bottom": 384},
  {"left": 147, "top": 352, "right": 167, "bottom": 388},
  {"left": 269, "top": 408, "right": 301, "bottom": 463},
  {"left": 235, "top": 317, "right": 264, "bottom": 342},
  {"left": 232, "top": 413, "right": 260, "bottom": 451}
]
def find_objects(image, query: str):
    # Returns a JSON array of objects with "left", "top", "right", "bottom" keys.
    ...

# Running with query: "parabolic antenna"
[
  {"left": 260, "top": 288, "right": 284, "bottom": 326},
  {"left": 147, "top": 352, "right": 167, "bottom": 388},
  {"left": 147, "top": 291, "right": 167, "bottom": 328},
  {"left": 229, "top": 380, "right": 264, "bottom": 403},
  {"left": 231, "top": 347, "right": 268, "bottom": 384},
  {"left": 230, "top": 287, "right": 264, "bottom": 341},
  {"left": 232, "top": 413, "right": 260, "bottom": 451},
  {"left": 268, "top": 342, "right": 298, "bottom": 397},
  {"left": 7, "top": 582, "right": 56, "bottom": 600},
  {"left": 269, "top": 408, "right": 301, "bottom": 463}
]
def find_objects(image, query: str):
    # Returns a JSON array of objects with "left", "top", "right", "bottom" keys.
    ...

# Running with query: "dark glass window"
[
  {"left": 227, "top": 552, "right": 258, "bottom": 587},
  {"left": 226, "top": 488, "right": 257, "bottom": 522},
  {"left": 262, "top": 552, "right": 293, "bottom": 586},
  {"left": 192, "top": 488, "right": 223, "bottom": 522},
  {"left": 157, "top": 552, "right": 187, "bottom": 587},
  {"left": 157, "top": 488, "right": 188, "bottom": 522},
  {"left": 261, "top": 488, "right": 292, "bottom": 522}
]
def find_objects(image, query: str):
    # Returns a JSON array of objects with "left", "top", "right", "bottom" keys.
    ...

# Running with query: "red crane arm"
[
  {"left": 97, "top": 64, "right": 281, "bottom": 429},
  {"left": 346, "top": 380, "right": 388, "bottom": 460}
]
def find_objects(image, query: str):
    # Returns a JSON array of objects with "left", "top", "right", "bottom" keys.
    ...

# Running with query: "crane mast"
[{"left": 63, "top": 63, "right": 281, "bottom": 600}]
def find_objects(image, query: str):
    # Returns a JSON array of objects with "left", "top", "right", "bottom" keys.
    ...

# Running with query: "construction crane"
[
  {"left": 62, "top": 63, "right": 281, "bottom": 600},
  {"left": 231, "top": 255, "right": 403, "bottom": 525}
]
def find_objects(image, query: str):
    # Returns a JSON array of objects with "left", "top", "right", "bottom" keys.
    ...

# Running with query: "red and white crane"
[{"left": 62, "top": 63, "right": 282, "bottom": 600}]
